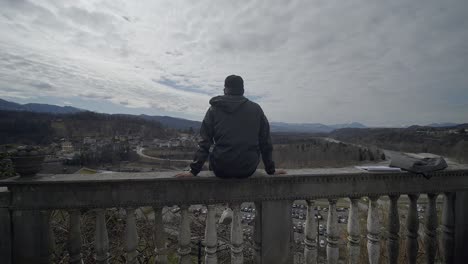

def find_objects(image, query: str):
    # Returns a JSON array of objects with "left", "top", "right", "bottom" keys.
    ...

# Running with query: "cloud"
[
  {"left": 153, "top": 77, "right": 213, "bottom": 96},
  {"left": 0, "top": 0, "right": 467, "bottom": 126}
]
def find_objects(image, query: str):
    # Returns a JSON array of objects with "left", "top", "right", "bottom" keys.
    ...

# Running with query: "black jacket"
[{"left": 190, "top": 95, "right": 275, "bottom": 177}]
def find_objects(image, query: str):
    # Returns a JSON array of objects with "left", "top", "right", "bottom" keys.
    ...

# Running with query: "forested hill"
[
  {"left": 0, "top": 98, "right": 84, "bottom": 114},
  {"left": 0, "top": 110, "right": 174, "bottom": 145},
  {"left": 329, "top": 125, "right": 468, "bottom": 163}
]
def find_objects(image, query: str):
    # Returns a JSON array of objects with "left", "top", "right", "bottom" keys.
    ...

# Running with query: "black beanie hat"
[{"left": 224, "top": 75, "right": 244, "bottom": 95}]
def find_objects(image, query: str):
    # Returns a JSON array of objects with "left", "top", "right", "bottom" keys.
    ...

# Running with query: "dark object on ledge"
[
  {"left": 389, "top": 152, "right": 447, "bottom": 179},
  {"left": 10, "top": 145, "right": 45, "bottom": 177}
]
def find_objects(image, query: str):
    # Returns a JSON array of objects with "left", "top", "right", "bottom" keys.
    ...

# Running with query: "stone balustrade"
[{"left": 1, "top": 165, "right": 468, "bottom": 264}]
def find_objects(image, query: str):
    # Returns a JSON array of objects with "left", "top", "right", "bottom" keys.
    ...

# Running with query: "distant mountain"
[
  {"left": 426, "top": 122, "right": 460, "bottom": 128},
  {"left": 0, "top": 98, "right": 84, "bottom": 114},
  {"left": 139, "top": 115, "right": 201, "bottom": 130},
  {"left": 5, "top": 98, "right": 461, "bottom": 133},
  {"left": 329, "top": 122, "right": 367, "bottom": 130},
  {"left": 271, "top": 122, "right": 332, "bottom": 133},
  {"left": 270, "top": 122, "right": 367, "bottom": 133}
]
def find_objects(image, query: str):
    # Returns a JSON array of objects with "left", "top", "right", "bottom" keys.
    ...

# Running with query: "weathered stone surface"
[
  {"left": 406, "top": 194, "right": 419, "bottom": 264},
  {"left": 455, "top": 191, "right": 468, "bottom": 264},
  {"left": 230, "top": 203, "right": 243, "bottom": 264},
  {"left": 205, "top": 205, "right": 218, "bottom": 264},
  {"left": 326, "top": 199, "right": 339, "bottom": 264},
  {"left": 347, "top": 197, "right": 360, "bottom": 264},
  {"left": 304, "top": 200, "right": 317, "bottom": 264},
  {"left": 442, "top": 192, "right": 455, "bottom": 263},
  {"left": 387, "top": 194, "right": 400, "bottom": 264},
  {"left": 1, "top": 168, "right": 467, "bottom": 210},
  {"left": 95, "top": 209, "right": 109, "bottom": 264},
  {"left": 12, "top": 210, "right": 51, "bottom": 264},
  {"left": 67, "top": 210, "right": 83, "bottom": 264},
  {"left": 367, "top": 196, "right": 380, "bottom": 264},
  {"left": 260, "top": 200, "right": 292, "bottom": 264},
  {"left": 0, "top": 167, "right": 467, "bottom": 264},
  {"left": 0, "top": 188, "right": 11, "bottom": 264}
]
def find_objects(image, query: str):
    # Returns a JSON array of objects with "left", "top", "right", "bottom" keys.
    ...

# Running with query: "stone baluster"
[
  {"left": 204, "top": 205, "right": 218, "bottom": 264},
  {"left": 153, "top": 206, "right": 168, "bottom": 264},
  {"left": 347, "top": 197, "right": 360, "bottom": 264},
  {"left": 406, "top": 194, "right": 419, "bottom": 264},
  {"left": 304, "top": 200, "right": 317, "bottom": 263},
  {"left": 387, "top": 195, "right": 400, "bottom": 264},
  {"left": 125, "top": 208, "right": 138, "bottom": 264},
  {"left": 367, "top": 196, "right": 380, "bottom": 264},
  {"left": 230, "top": 203, "right": 243, "bottom": 264},
  {"left": 68, "top": 210, "right": 83, "bottom": 264},
  {"left": 253, "top": 202, "right": 262, "bottom": 264},
  {"left": 424, "top": 193, "right": 438, "bottom": 264},
  {"left": 95, "top": 209, "right": 109, "bottom": 264},
  {"left": 49, "top": 212, "right": 56, "bottom": 259},
  {"left": 0, "top": 188, "right": 11, "bottom": 264},
  {"left": 326, "top": 198, "right": 339, "bottom": 264},
  {"left": 441, "top": 192, "right": 455, "bottom": 263},
  {"left": 178, "top": 205, "right": 192, "bottom": 264}
]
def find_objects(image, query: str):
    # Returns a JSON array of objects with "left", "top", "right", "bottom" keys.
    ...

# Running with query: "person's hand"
[
  {"left": 274, "top": 169, "right": 287, "bottom": 175},
  {"left": 174, "top": 171, "right": 195, "bottom": 178}
]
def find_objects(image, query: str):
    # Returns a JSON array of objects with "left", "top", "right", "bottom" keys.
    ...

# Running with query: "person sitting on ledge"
[{"left": 175, "top": 74, "right": 286, "bottom": 178}]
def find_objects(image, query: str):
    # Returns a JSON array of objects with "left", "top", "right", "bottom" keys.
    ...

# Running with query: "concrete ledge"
[{"left": 1, "top": 167, "right": 467, "bottom": 210}]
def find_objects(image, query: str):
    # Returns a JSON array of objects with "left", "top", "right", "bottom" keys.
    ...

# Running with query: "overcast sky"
[{"left": 0, "top": 0, "right": 467, "bottom": 126}]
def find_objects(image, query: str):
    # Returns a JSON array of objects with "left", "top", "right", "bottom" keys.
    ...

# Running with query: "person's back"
[
  {"left": 207, "top": 95, "right": 267, "bottom": 177},
  {"left": 175, "top": 75, "right": 285, "bottom": 178}
]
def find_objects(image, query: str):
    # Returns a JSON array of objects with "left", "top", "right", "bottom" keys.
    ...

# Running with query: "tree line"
[{"left": 0, "top": 110, "right": 175, "bottom": 145}]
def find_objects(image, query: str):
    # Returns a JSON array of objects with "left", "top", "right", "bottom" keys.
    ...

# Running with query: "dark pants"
[{"left": 209, "top": 154, "right": 258, "bottom": 179}]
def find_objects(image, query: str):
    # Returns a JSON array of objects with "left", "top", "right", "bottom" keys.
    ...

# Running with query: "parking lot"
[{"left": 238, "top": 200, "right": 350, "bottom": 247}]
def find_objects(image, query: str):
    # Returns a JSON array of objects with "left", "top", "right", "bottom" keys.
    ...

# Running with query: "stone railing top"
[
  {"left": 1, "top": 165, "right": 468, "bottom": 210},
  {"left": 1, "top": 164, "right": 468, "bottom": 185}
]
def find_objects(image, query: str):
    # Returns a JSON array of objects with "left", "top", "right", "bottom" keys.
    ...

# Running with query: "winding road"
[{"left": 136, "top": 147, "right": 192, "bottom": 162}]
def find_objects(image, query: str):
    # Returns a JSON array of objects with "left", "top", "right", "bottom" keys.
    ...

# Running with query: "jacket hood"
[{"left": 209, "top": 95, "right": 248, "bottom": 113}]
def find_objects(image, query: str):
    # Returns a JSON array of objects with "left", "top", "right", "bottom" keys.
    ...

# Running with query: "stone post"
[
  {"left": 125, "top": 208, "right": 139, "bottom": 264},
  {"left": 153, "top": 206, "right": 168, "bottom": 264},
  {"left": 387, "top": 194, "right": 400, "bottom": 264},
  {"left": 260, "top": 200, "right": 293, "bottom": 264},
  {"left": 441, "top": 192, "right": 455, "bottom": 263},
  {"left": 253, "top": 202, "right": 262, "bottom": 263},
  {"left": 367, "top": 196, "right": 380, "bottom": 264},
  {"left": 230, "top": 203, "right": 243, "bottom": 264},
  {"left": 204, "top": 204, "right": 218, "bottom": 264},
  {"left": 304, "top": 200, "right": 317, "bottom": 264},
  {"left": 406, "top": 194, "right": 419, "bottom": 264},
  {"left": 424, "top": 193, "right": 438, "bottom": 264},
  {"left": 455, "top": 191, "right": 468, "bottom": 264},
  {"left": 0, "top": 188, "right": 11, "bottom": 264},
  {"left": 178, "top": 205, "right": 191, "bottom": 264},
  {"left": 12, "top": 209, "right": 52, "bottom": 263},
  {"left": 347, "top": 197, "right": 360, "bottom": 264},
  {"left": 327, "top": 199, "right": 339, "bottom": 264},
  {"left": 95, "top": 209, "right": 109, "bottom": 264},
  {"left": 68, "top": 209, "right": 83, "bottom": 264}
]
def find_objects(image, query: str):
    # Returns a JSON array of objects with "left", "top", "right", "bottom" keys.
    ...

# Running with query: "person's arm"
[
  {"left": 259, "top": 109, "right": 276, "bottom": 175},
  {"left": 188, "top": 107, "right": 215, "bottom": 176}
]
